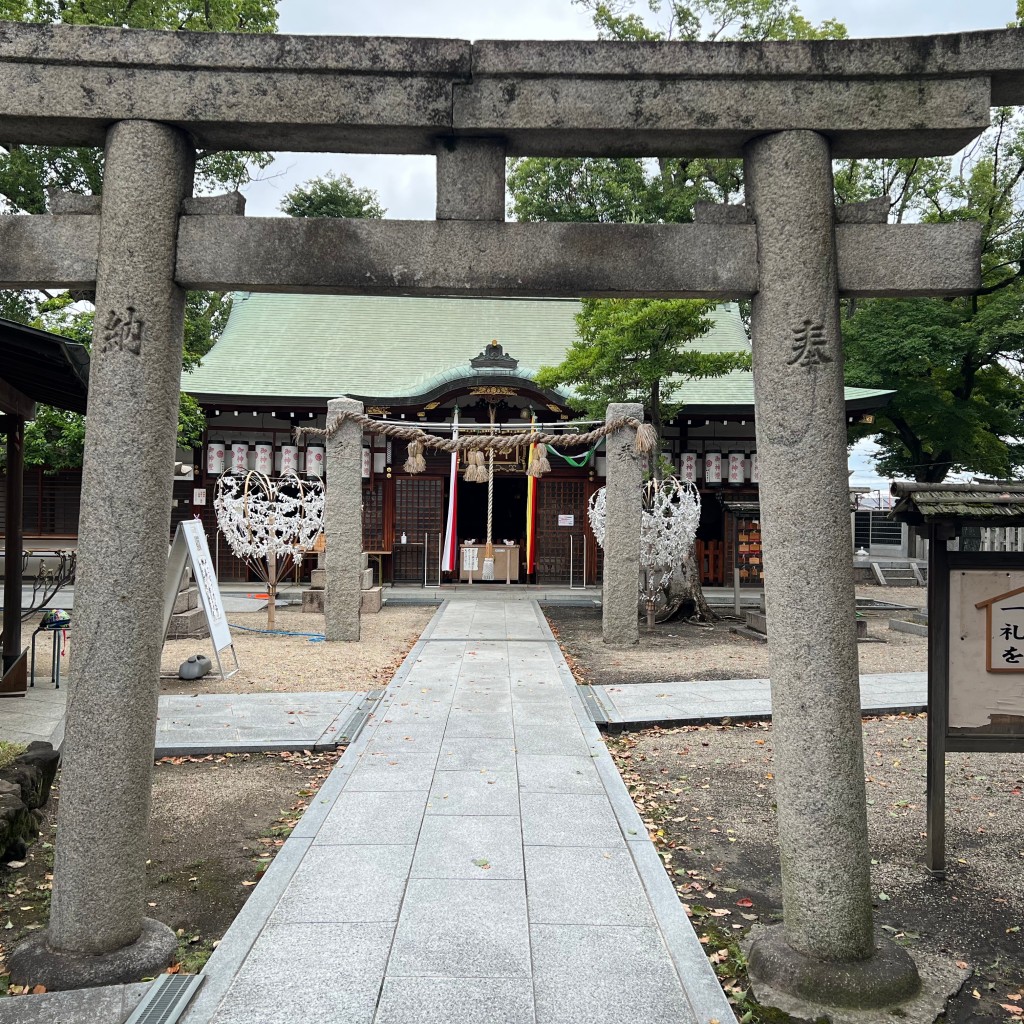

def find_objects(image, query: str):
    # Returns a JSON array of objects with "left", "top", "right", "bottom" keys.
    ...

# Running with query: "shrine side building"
[{"left": 180, "top": 294, "right": 891, "bottom": 587}]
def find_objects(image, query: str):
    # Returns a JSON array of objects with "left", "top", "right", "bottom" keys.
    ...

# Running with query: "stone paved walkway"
[
  {"left": 181, "top": 598, "right": 732, "bottom": 1024},
  {"left": 591, "top": 671, "right": 927, "bottom": 728},
  {"left": 0, "top": 689, "right": 372, "bottom": 754}
]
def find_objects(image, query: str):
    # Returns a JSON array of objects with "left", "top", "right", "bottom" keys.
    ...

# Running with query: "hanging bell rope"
[{"left": 297, "top": 412, "right": 656, "bottom": 477}]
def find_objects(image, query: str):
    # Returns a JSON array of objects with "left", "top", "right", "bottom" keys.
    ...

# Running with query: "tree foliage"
[
  {"left": 280, "top": 172, "right": 386, "bottom": 219},
  {"left": 843, "top": 107, "right": 1024, "bottom": 482},
  {"left": 536, "top": 300, "right": 748, "bottom": 443},
  {"left": 0, "top": 0, "right": 280, "bottom": 468}
]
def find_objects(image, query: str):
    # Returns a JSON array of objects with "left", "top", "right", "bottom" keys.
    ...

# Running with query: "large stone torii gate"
[{"left": 0, "top": 18, "right": 1017, "bottom": 1010}]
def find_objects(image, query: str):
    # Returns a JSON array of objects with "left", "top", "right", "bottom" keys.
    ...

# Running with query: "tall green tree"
[
  {"left": 0, "top": 0, "right": 280, "bottom": 466},
  {"left": 536, "top": 299, "right": 747, "bottom": 445},
  {"left": 843, "top": 107, "right": 1024, "bottom": 482},
  {"left": 280, "top": 173, "right": 386, "bottom": 219}
]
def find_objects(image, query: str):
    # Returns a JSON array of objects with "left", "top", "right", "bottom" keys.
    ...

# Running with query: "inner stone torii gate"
[{"left": 0, "top": 19, "right": 1016, "bottom": 1009}]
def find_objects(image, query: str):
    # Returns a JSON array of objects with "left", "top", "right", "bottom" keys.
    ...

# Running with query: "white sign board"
[
  {"left": 164, "top": 521, "right": 238, "bottom": 679},
  {"left": 462, "top": 546, "right": 479, "bottom": 571},
  {"left": 558, "top": 514, "right": 575, "bottom": 527},
  {"left": 193, "top": 488, "right": 207, "bottom": 506},
  {"left": 948, "top": 569, "right": 1024, "bottom": 729}
]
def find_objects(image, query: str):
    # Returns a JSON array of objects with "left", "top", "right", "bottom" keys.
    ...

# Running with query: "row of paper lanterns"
[
  {"left": 207, "top": 442, "right": 326, "bottom": 478},
  {"left": 680, "top": 451, "right": 758, "bottom": 485}
]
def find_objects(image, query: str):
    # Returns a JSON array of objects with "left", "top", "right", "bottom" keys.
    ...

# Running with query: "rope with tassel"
[{"left": 296, "top": 413, "right": 656, "bottom": 479}]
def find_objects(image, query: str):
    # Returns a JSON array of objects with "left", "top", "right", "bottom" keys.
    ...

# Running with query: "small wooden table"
[{"left": 459, "top": 544, "right": 520, "bottom": 583}]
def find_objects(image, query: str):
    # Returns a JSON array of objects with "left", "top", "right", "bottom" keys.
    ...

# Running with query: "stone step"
[
  {"left": 301, "top": 589, "right": 325, "bottom": 614},
  {"left": 172, "top": 586, "right": 199, "bottom": 615},
  {"left": 361, "top": 567, "right": 374, "bottom": 591},
  {"left": 310, "top": 568, "right": 326, "bottom": 590},
  {"left": 360, "top": 586, "right": 382, "bottom": 614},
  {"left": 166, "top": 606, "right": 208, "bottom": 640},
  {"left": 889, "top": 617, "right": 928, "bottom": 637},
  {"left": 745, "top": 610, "right": 767, "bottom": 634}
]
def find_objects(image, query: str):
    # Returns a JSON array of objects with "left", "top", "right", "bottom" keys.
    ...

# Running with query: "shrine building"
[{"left": 180, "top": 294, "right": 891, "bottom": 588}]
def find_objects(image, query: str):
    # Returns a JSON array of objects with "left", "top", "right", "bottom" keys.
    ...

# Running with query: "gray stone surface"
[
  {"left": 602, "top": 402, "right": 643, "bottom": 648},
  {"left": 386, "top": 877, "right": 531, "bottom": 978},
  {"left": 436, "top": 137, "right": 506, "bottom": 221},
  {"left": 208, "top": 922, "right": 393, "bottom": 1024},
  {"left": 179, "top": 597, "right": 733, "bottom": 1024},
  {"left": 174, "top": 216, "right": 979, "bottom": 299},
  {"left": 324, "top": 396, "right": 363, "bottom": 641},
  {"left": 0, "top": 981, "right": 150, "bottom": 1024},
  {"left": 9, "top": 917, "right": 177, "bottom": 992},
  {"left": 744, "top": 129, "right": 906, "bottom": 988},
  {"left": 3, "top": 23, "right": 1021, "bottom": 155},
  {"left": 525, "top": 846, "right": 655, "bottom": 926},
  {"left": 0, "top": 213, "right": 98, "bottom": 291},
  {"left": 181, "top": 192, "right": 245, "bottom": 216},
  {"left": 375, "top": 977, "right": 534, "bottom": 1024},
  {"left": 30, "top": 121, "right": 193, "bottom": 974},
  {"left": 591, "top": 672, "right": 927, "bottom": 726}
]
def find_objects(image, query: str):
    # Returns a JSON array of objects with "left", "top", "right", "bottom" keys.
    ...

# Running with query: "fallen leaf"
[{"left": 736, "top": 898, "right": 754, "bottom": 908}]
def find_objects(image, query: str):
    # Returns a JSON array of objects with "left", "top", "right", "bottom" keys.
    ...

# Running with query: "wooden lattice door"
[
  {"left": 535, "top": 478, "right": 589, "bottom": 586},
  {"left": 393, "top": 477, "right": 444, "bottom": 583}
]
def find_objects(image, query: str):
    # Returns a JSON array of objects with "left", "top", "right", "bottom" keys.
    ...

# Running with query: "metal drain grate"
[
  {"left": 124, "top": 973, "right": 204, "bottom": 1024},
  {"left": 335, "top": 689, "right": 386, "bottom": 744},
  {"left": 578, "top": 686, "right": 609, "bottom": 725}
]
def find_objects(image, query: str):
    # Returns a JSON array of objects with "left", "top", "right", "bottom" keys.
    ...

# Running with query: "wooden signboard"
[{"left": 925, "top": 544, "right": 1024, "bottom": 876}]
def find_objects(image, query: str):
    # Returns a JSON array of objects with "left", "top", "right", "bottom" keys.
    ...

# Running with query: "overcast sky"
[{"left": 242, "top": 0, "right": 1018, "bottom": 492}]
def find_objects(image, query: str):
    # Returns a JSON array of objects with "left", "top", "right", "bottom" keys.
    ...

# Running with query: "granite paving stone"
[
  {"left": 313, "top": 789, "right": 427, "bottom": 846},
  {"left": 526, "top": 846, "right": 656, "bottom": 926},
  {"left": 426, "top": 769, "right": 520, "bottom": 816},
  {"left": 521, "top": 792, "right": 624, "bottom": 847},
  {"left": 386, "top": 877, "right": 531, "bottom": 978},
  {"left": 181, "top": 598, "right": 732, "bottom": 1024},
  {"left": 516, "top": 754, "right": 604, "bottom": 795},
  {"left": 272, "top": 844, "right": 414, "bottom": 924},
  {"left": 411, "top": 815, "right": 524, "bottom": 879},
  {"left": 374, "top": 977, "right": 535, "bottom": 1024},
  {"left": 208, "top": 922, "right": 393, "bottom": 1024}
]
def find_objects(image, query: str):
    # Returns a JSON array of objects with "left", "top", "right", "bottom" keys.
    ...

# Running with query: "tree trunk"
[{"left": 663, "top": 545, "right": 718, "bottom": 623}]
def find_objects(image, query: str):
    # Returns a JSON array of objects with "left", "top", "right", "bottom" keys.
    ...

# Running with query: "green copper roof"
[{"left": 183, "top": 294, "right": 891, "bottom": 412}]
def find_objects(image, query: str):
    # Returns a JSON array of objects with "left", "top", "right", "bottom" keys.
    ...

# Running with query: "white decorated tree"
[
  {"left": 589, "top": 476, "right": 702, "bottom": 630},
  {"left": 215, "top": 471, "right": 325, "bottom": 628}
]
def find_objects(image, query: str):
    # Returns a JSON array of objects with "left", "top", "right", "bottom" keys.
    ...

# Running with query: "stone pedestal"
[
  {"left": 324, "top": 397, "right": 364, "bottom": 641},
  {"left": 601, "top": 402, "right": 642, "bottom": 647},
  {"left": 10, "top": 120, "right": 191, "bottom": 989},
  {"left": 302, "top": 554, "right": 326, "bottom": 614},
  {"left": 166, "top": 567, "right": 205, "bottom": 639},
  {"left": 743, "top": 130, "right": 918, "bottom": 1008}
]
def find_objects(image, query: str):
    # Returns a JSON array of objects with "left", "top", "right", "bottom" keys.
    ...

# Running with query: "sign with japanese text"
[
  {"left": 558, "top": 514, "right": 575, "bottom": 527},
  {"left": 948, "top": 570, "right": 1024, "bottom": 732}
]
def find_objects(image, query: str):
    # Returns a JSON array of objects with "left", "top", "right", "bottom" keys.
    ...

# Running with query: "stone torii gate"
[{"left": 0, "top": 19, "right": 1017, "bottom": 1011}]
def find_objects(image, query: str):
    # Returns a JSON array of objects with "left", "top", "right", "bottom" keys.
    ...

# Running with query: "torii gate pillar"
[{"left": 743, "top": 130, "right": 920, "bottom": 1008}]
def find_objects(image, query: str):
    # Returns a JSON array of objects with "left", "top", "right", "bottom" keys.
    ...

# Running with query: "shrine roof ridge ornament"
[{"left": 0, "top": 22, "right": 1022, "bottom": 156}]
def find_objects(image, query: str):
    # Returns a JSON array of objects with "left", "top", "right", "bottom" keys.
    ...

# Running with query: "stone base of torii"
[{"left": 1, "top": 18, "right": 1016, "bottom": 1016}]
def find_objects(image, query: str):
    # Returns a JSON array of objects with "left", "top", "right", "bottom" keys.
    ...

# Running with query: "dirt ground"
[
  {"left": 0, "top": 748, "right": 342, "bottom": 995},
  {"left": 546, "top": 584, "right": 928, "bottom": 686},
  {"left": 609, "top": 718, "right": 1024, "bottom": 1023},
  {"left": 16, "top": 605, "right": 433, "bottom": 695}
]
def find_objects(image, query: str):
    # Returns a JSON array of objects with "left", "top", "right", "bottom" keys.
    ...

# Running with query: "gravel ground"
[
  {"left": 610, "top": 717, "right": 1024, "bottom": 1023},
  {"left": 15, "top": 606, "right": 434, "bottom": 695},
  {"left": 546, "top": 584, "right": 929, "bottom": 687}
]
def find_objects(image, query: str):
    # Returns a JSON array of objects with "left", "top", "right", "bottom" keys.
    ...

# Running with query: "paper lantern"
[
  {"left": 280, "top": 444, "right": 299, "bottom": 475},
  {"left": 728, "top": 452, "right": 745, "bottom": 485},
  {"left": 206, "top": 441, "right": 225, "bottom": 475},
  {"left": 307, "top": 446, "right": 325, "bottom": 478},
  {"left": 704, "top": 451, "right": 722, "bottom": 485},
  {"left": 750, "top": 451, "right": 759, "bottom": 484},
  {"left": 230, "top": 442, "right": 248, "bottom": 475},
  {"left": 680, "top": 452, "right": 699, "bottom": 483},
  {"left": 255, "top": 442, "right": 273, "bottom": 475}
]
